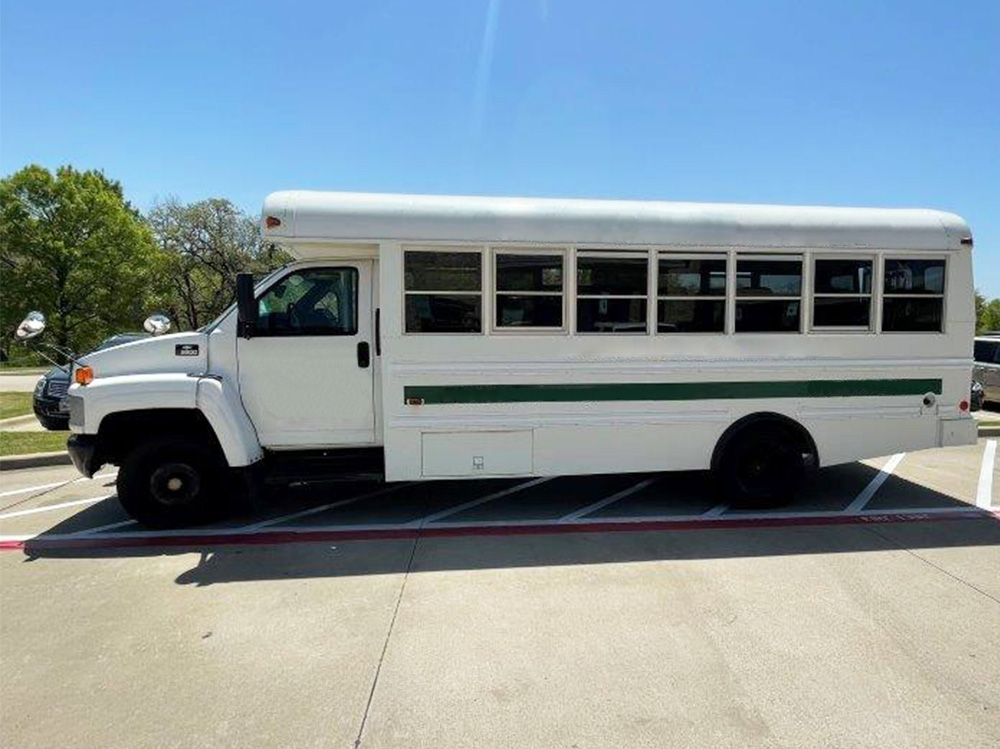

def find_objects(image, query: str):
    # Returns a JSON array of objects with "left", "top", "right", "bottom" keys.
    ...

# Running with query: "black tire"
[
  {"left": 117, "top": 436, "right": 227, "bottom": 528},
  {"left": 715, "top": 423, "right": 806, "bottom": 508}
]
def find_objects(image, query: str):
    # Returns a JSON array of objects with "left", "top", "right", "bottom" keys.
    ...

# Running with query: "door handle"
[{"left": 357, "top": 341, "right": 370, "bottom": 368}]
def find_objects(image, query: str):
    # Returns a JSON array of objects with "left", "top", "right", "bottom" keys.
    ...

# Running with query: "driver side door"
[{"left": 236, "top": 263, "right": 376, "bottom": 447}]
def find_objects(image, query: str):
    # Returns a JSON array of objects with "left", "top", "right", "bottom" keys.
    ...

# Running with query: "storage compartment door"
[{"left": 421, "top": 430, "right": 533, "bottom": 478}]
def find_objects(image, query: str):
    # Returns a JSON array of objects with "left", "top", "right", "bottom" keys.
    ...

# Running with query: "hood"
[{"left": 78, "top": 331, "right": 208, "bottom": 379}]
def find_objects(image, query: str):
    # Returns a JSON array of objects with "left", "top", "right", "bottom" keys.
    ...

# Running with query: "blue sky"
[{"left": 2, "top": 1, "right": 998, "bottom": 295}]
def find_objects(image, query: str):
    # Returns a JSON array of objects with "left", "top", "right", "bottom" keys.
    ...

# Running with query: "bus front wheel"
[
  {"left": 117, "top": 436, "right": 226, "bottom": 528},
  {"left": 715, "top": 423, "right": 806, "bottom": 508}
]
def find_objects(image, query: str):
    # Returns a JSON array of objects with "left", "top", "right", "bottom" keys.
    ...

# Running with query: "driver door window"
[{"left": 256, "top": 268, "right": 358, "bottom": 335}]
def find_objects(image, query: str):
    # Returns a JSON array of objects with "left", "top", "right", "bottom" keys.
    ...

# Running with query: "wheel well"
[
  {"left": 98, "top": 409, "right": 223, "bottom": 465},
  {"left": 711, "top": 412, "right": 818, "bottom": 472}
]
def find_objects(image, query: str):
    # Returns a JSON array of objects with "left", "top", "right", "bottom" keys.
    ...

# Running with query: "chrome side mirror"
[
  {"left": 14, "top": 311, "right": 46, "bottom": 341},
  {"left": 143, "top": 314, "right": 172, "bottom": 336}
]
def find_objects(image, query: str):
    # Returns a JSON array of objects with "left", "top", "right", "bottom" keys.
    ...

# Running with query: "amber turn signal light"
[{"left": 75, "top": 366, "right": 94, "bottom": 385}]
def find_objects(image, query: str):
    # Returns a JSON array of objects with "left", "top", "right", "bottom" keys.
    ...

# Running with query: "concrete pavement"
[
  {"left": 1, "top": 442, "right": 998, "bottom": 748},
  {"left": 0, "top": 371, "right": 44, "bottom": 392}
]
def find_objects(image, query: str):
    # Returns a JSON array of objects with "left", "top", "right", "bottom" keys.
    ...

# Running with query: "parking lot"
[{"left": 1, "top": 440, "right": 998, "bottom": 748}]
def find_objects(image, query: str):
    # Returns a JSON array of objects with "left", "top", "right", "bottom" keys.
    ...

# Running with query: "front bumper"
[
  {"left": 67, "top": 434, "right": 103, "bottom": 478},
  {"left": 33, "top": 395, "right": 70, "bottom": 422}
]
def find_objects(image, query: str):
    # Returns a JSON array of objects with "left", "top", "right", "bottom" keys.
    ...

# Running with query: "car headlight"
[
  {"left": 34, "top": 378, "right": 46, "bottom": 396},
  {"left": 972, "top": 380, "right": 984, "bottom": 394}
]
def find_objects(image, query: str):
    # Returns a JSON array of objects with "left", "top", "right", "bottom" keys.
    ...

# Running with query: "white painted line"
[
  {"left": 0, "top": 494, "right": 114, "bottom": 520},
  {"left": 241, "top": 482, "right": 415, "bottom": 530},
  {"left": 420, "top": 477, "right": 553, "bottom": 524},
  {"left": 702, "top": 503, "right": 729, "bottom": 517},
  {"left": 559, "top": 477, "right": 658, "bottom": 522},
  {"left": 72, "top": 519, "right": 137, "bottom": 535},
  {"left": 976, "top": 439, "right": 996, "bottom": 509},
  {"left": 0, "top": 480, "right": 71, "bottom": 498},
  {"left": 844, "top": 452, "right": 906, "bottom": 513},
  {"left": 0, "top": 471, "right": 117, "bottom": 499}
]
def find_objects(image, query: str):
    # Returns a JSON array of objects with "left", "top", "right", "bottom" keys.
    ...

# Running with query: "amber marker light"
[{"left": 75, "top": 366, "right": 94, "bottom": 385}]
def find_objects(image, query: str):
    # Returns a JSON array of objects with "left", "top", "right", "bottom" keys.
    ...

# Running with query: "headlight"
[
  {"left": 972, "top": 380, "right": 983, "bottom": 394},
  {"left": 68, "top": 395, "right": 85, "bottom": 428},
  {"left": 34, "top": 378, "right": 46, "bottom": 395}
]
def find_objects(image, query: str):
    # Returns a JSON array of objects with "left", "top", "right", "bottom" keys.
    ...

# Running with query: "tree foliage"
[
  {"left": 147, "top": 198, "right": 289, "bottom": 330},
  {"left": 977, "top": 290, "right": 1000, "bottom": 334},
  {"left": 0, "top": 165, "right": 168, "bottom": 358}
]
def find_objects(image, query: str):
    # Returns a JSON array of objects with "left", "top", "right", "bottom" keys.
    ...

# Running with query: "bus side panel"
[
  {"left": 532, "top": 422, "right": 724, "bottom": 475},
  {"left": 804, "top": 414, "right": 938, "bottom": 467}
]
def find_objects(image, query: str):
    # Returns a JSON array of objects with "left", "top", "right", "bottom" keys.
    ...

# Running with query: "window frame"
[
  {"left": 809, "top": 254, "right": 875, "bottom": 333},
  {"left": 733, "top": 253, "right": 804, "bottom": 334},
  {"left": 490, "top": 247, "right": 569, "bottom": 334},
  {"left": 655, "top": 252, "right": 728, "bottom": 335},
  {"left": 879, "top": 254, "right": 948, "bottom": 335},
  {"left": 402, "top": 245, "right": 485, "bottom": 336},
  {"left": 253, "top": 266, "right": 360, "bottom": 338},
  {"left": 574, "top": 249, "right": 651, "bottom": 335}
]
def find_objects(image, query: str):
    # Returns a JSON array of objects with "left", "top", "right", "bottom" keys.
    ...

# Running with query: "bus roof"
[{"left": 262, "top": 191, "right": 971, "bottom": 253}]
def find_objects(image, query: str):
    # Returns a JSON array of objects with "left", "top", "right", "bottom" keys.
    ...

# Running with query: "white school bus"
[{"left": 30, "top": 192, "right": 978, "bottom": 526}]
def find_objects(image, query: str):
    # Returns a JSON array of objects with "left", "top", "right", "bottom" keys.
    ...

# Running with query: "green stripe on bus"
[{"left": 404, "top": 378, "right": 942, "bottom": 405}]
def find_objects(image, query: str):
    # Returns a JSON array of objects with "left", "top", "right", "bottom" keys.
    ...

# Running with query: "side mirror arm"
[{"left": 236, "top": 273, "right": 258, "bottom": 339}]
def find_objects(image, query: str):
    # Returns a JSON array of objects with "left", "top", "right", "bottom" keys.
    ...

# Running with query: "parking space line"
[
  {"left": 559, "top": 477, "right": 659, "bottom": 522},
  {"left": 702, "top": 503, "right": 729, "bottom": 517},
  {"left": 0, "top": 480, "right": 73, "bottom": 499},
  {"left": 976, "top": 440, "right": 996, "bottom": 509},
  {"left": 0, "top": 494, "right": 114, "bottom": 520},
  {"left": 844, "top": 452, "right": 906, "bottom": 513},
  {"left": 240, "top": 483, "right": 415, "bottom": 530},
  {"left": 71, "top": 519, "right": 138, "bottom": 535},
  {"left": 419, "top": 477, "right": 553, "bottom": 524},
  {"left": 0, "top": 471, "right": 117, "bottom": 500}
]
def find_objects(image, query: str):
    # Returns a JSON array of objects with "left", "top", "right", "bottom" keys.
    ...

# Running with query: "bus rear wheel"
[
  {"left": 117, "top": 436, "right": 226, "bottom": 528},
  {"left": 715, "top": 423, "right": 806, "bottom": 508}
]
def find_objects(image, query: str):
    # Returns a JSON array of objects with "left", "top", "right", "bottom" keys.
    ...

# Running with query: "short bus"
[{"left": 35, "top": 192, "right": 977, "bottom": 526}]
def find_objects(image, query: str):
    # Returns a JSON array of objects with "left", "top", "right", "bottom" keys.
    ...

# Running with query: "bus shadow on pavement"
[{"left": 18, "top": 466, "right": 1000, "bottom": 586}]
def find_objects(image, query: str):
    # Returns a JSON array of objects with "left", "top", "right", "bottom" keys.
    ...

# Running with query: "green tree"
[
  {"left": 147, "top": 197, "right": 288, "bottom": 330},
  {"left": 981, "top": 299, "right": 1000, "bottom": 334},
  {"left": 0, "top": 165, "right": 169, "bottom": 359}
]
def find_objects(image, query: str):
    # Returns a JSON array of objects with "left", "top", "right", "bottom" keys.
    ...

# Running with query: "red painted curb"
[{"left": 3, "top": 507, "right": 997, "bottom": 553}]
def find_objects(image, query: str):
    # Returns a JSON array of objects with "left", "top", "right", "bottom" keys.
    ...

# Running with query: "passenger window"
[
  {"left": 657, "top": 256, "right": 726, "bottom": 333},
  {"left": 404, "top": 250, "right": 482, "bottom": 333},
  {"left": 256, "top": 268, "right": 358, "bottom": 335},
  {"left": 735, "top": 257, "right": 802, "bottom": 333},
  {"left": 812, "top": 258, "right": 873, "bottom": 329},
  {"left": 881, "top": 258, "right": 945, "bottom": 332},
  {"left": 495, "top": 252, "right": 564, "bottom": 329},
  {"left": 576, "top": 253, "right": 648, "bottom": 333}
]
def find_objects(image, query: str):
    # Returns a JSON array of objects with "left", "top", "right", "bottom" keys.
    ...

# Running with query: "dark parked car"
[
  {"left": 33, "top": 333, "right": 149, "bottom": 430},
  {"left": 973, "top": 335, "right": 1000, "bottom": 408},
  {"left": 971, "top": 379, "right": 985, "bottom": 412}
]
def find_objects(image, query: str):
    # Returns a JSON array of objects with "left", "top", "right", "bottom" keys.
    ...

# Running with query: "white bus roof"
[{"left": 262, "top": 190, "right": 971, "bottom": 254}]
